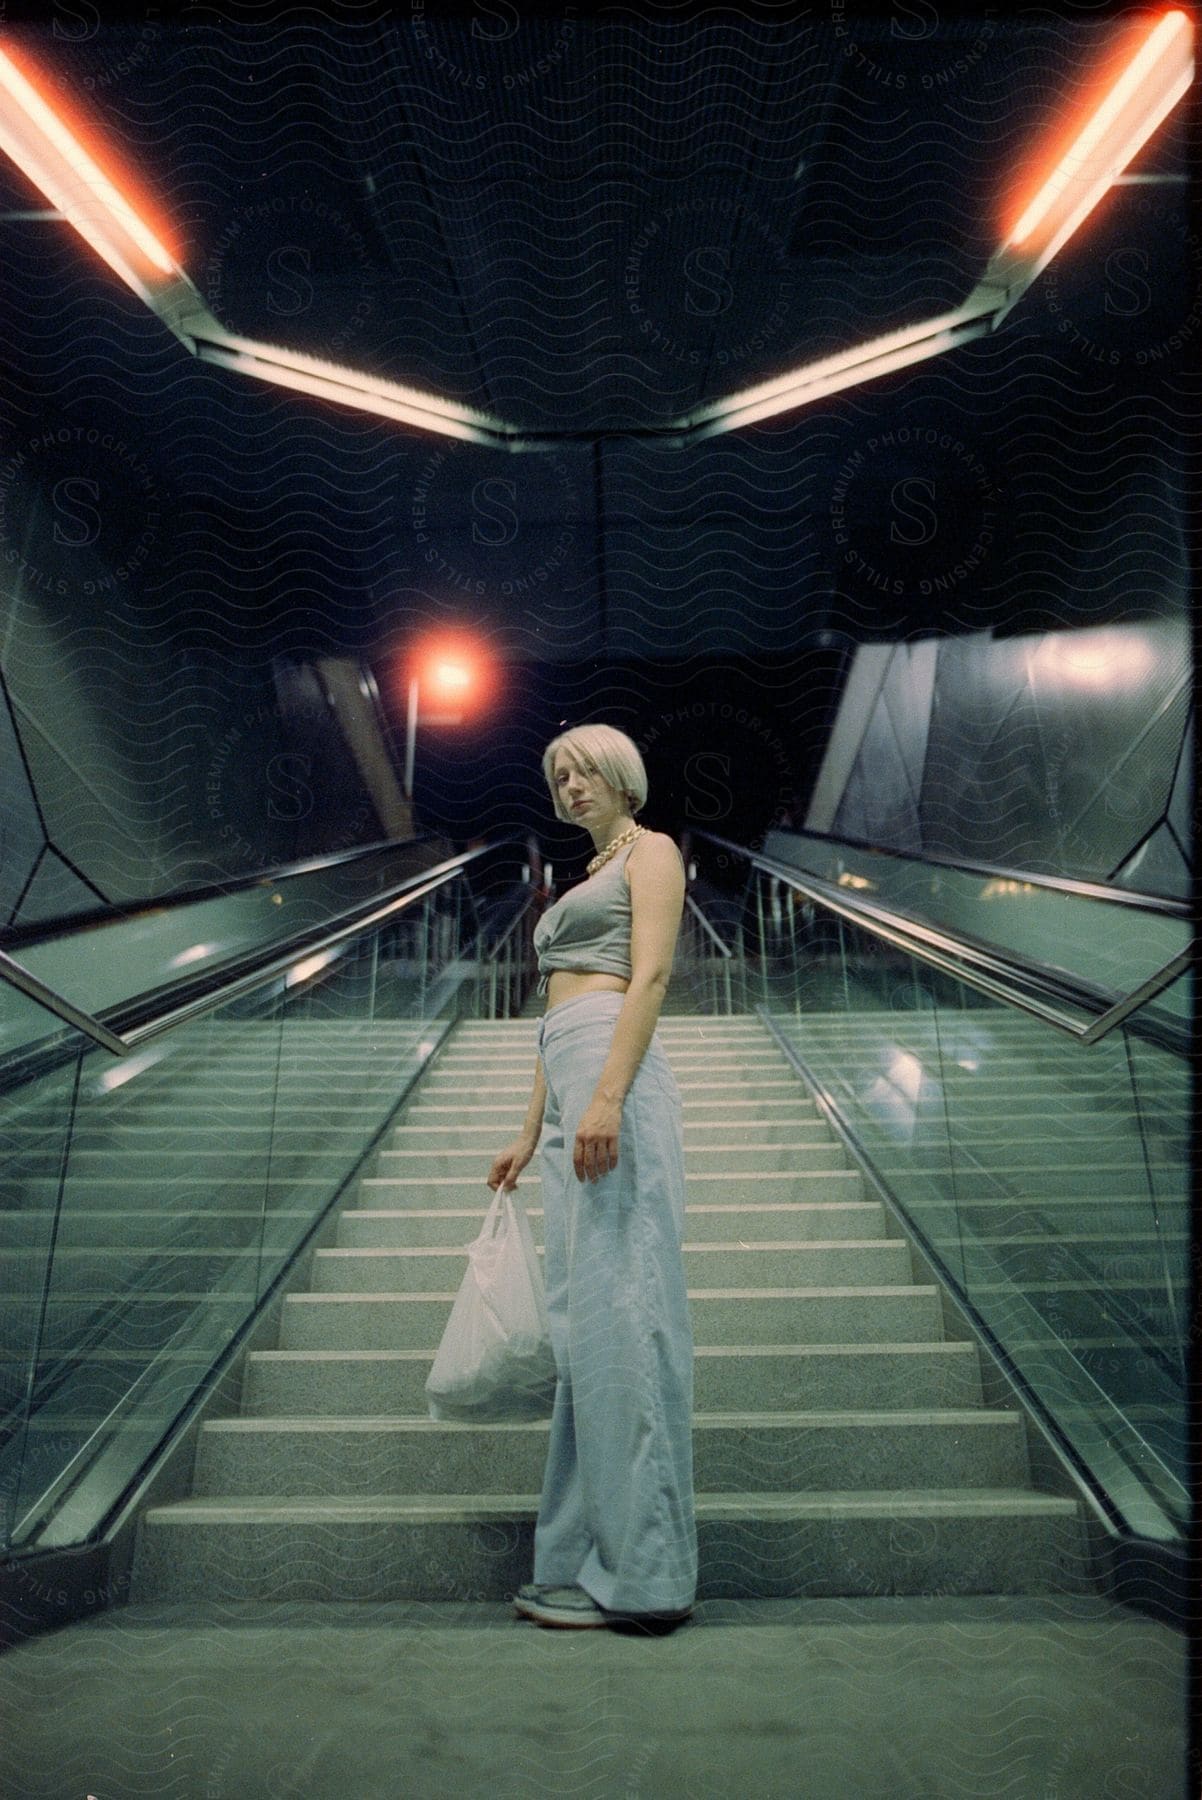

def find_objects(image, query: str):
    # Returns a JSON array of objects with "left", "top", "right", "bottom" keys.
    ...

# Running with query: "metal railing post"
[{"left": 756, "top": 872, "right": 769, "bottom": 1009}]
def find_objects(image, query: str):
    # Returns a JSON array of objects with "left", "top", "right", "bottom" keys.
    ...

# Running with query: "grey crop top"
[{"left": 532, "top": 838, "right": 646, "bottom": 996}]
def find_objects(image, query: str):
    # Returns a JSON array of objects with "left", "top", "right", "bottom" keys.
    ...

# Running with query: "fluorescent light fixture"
[
  {"left": 1010, "top": 12, "right": 1189, "bottom": 245},
  {"left": 676, "top": 12, "right": 1194, "bottom": 441},
  {"left": 987, "top": 9, "right": 1193, "bottom": 316},
  {"left": 671, "top": 307, "right": 1000, "bottom": 440},
  {"left": 193, "top": 335, "right": 512, "bottom": 446},
  {"left": 674, "top": 12, "right": 1194, "bottom": 440},
  {"left": 0, "top": 41, "right": 520, "bottom": 435},
  {"left": 0, "top": 44, "right": 179, "bottom": 303},
  {"left": 0, "top": 18, "right": 1192, "bottom": 449},
  {"left": 677, "top": 289, "right": 1004, "bottom": 431}
]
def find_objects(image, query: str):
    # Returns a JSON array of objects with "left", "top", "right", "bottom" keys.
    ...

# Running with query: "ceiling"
[{"left": 0, "top": 5, "right": 1193, "bottom": 668}]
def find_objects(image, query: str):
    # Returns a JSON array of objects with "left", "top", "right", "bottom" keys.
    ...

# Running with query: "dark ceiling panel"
[{"left": 0, "top": 8, "right": 1193, "bottom": 668}]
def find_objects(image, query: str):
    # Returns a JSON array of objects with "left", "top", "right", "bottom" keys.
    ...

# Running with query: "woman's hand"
[
  {"left": 486, "top": 1133, "right": 539, "bottom": 1192},
  {"left": 574, "top": 1097, "right": 623, "bottom": 1183}
]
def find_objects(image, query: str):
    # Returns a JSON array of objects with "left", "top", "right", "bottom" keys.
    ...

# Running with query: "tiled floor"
[{"left": 0, "top": 1594, "right": 1187, "bottom": 1799}]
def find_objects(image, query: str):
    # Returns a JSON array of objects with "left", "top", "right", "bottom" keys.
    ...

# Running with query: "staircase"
[{"left": 129, "top": 1014, "right": 1094, "bottom": 1602}]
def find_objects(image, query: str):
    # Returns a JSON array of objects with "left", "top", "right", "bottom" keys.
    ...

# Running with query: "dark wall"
[
  {"left": 377, "top": 650, "right": 846, "bottom": 877},
  {"left": 805, "top": 617, "right": 1192, "bottom": 898},
  {"left": 0, "top": 459, "right": 388, "bottom": 929}
]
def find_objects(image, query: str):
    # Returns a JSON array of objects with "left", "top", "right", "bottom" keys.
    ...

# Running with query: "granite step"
[
  {"left": 306, "top": 1241, "right": 915, "bottom": 1293},
  {"left": 358, "top": 1169, "right": 867, "bottom": 1204},
  {"left": 417, "top": 1074, "right": 812, "bottom": 1100},
  {"left": 189, "top": 1408, "right": 1033, "bottom": 1499},
  {"left": 372, "top": 1143, "right": 849, "bottom": 1177},
  {"left": 240, "top": 1341, "right": 985, "bottom": 1417},
  {"left": 129, "top": 1488, "right": 1093, "bottom": 1602},
  {"left": 401, "top": 1097, "right": 824, "bottom": 1126},
  {"left": 335, "top": 1201, "right": 888, "bottom": 1248},
  {"left": 276, "top": 1287, "right": 946, "bottom": 1351}
]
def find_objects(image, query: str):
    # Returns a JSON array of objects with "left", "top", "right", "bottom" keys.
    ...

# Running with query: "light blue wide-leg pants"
[{"left": 531, "top": 990, "right": 697, "bottom": 1614}]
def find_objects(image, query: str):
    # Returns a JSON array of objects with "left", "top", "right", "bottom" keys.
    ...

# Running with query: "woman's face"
[{"left": 551, "top": 749, "right": 623, "bottom": 825}]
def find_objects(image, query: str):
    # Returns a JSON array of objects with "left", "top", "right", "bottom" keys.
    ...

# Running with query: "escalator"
[
  {"left": 0, "top": 823, "right": 1190, "bottom": 1635},
  {"left": 0, "top": 834, "right": 541, "bottom": 1598},
  {"left": 681, "top": 829, "right": 1191, "bottom": 1586}
]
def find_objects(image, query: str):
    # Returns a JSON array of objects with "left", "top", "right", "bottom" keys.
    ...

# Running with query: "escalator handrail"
[
  {"left": 755, "top": 1007, "right": 1188, "bottom": 1539},
  {"left": 684, "top": 893, "right": 735, "bottom": 958},
  {"left": 693, "top": 832, "right": 1192, "bottom": 1048},
  {"left": 475, "top": 880, "right": 542, "bottom": 960},
  {"left": 773, "top": 826, "right": 1191, "bottom": 917},
  {"left": 0, "top": 832, "right": 447, "bottom": 952},
  {"left": 0, "top": 838, "right": 529, "bottom": 1061}
]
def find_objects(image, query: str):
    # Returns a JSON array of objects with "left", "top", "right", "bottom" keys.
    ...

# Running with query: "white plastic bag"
[{"left": 424, "top": 1185, "right": 558, "bottom": 1422}]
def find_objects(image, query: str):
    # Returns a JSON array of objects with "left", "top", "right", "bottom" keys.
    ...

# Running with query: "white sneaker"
[{"left": 513, "top": 1583, "right": 608, "bottom": 1628}]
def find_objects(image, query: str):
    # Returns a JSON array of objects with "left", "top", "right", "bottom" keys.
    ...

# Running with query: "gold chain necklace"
[{"left": 586, "top": 822, "right": 646, "bottom": 877}]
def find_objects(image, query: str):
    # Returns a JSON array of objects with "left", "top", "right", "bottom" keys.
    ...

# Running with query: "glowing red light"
[
  {"left": 1001, "top": 10, "right": 1192, "bottom": 250},
  {"left": 0, "top": 37, "right": 181, "bottom": 274}
]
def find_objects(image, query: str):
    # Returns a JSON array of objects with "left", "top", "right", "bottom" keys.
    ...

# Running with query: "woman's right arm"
[
  {"left": 486, "top": 1056, "right": 546, "bottom": 1191},
  {"left": 520, "top": 1057, "right": 547, "bottom": 1142}
]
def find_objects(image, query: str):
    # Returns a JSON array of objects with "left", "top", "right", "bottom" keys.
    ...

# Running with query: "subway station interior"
[{"left": 0, "top": 6, "right": 1194, "bottom": 1797}]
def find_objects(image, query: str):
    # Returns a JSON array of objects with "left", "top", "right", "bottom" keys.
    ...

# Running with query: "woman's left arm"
[{"left": 572, "top": 835, "right": 685, "bottom": 1182}]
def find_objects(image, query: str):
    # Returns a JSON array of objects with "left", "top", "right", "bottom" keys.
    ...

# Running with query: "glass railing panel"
[
  {"left": 1124, "top": 1010, "right": 1191, "bottom": 1395},
  {"left": 0, "top": 838, "right": 487, "bottom": 1066},
  {"left": 252, "top": 884, "right": 466, "bottom": 1284},
  {"left": 933, "top": 996, "right": 1187, "bottom": 1538},
  {"left": 761, "top": 829, "right": 1188, "bottom": 1024},
  {"left": 1, "top": 983, "right": 85, "bottom": 1554},
  {"left": 478, "top": 892, "right": 540, "bottom": 1021},
  {"left": 3, "top": 999, "right": 284, "bottom": 1553},
  {"left": 749, "top": 865, "right": 967, "bottom": 1300},
  {"left": 677, "top": 901, "right": 742, "bottom": 1015},
  {"left": 705, "top": 844, "right": 1191, "bottom": 1545},
  {"left": 1, "top": 864, "right": 512, "bottom": 1554}
]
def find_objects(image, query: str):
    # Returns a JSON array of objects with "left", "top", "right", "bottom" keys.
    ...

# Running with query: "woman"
[{"left": 486, "top": 723, "right": 697, "bottom": 1633}]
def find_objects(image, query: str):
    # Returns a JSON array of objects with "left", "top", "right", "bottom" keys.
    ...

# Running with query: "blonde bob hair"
[{"left": 542, "top": 723, "right": 648, "bottom": 825}]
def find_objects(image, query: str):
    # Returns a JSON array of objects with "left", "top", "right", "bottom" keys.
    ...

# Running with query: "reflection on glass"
[
  {"left": 722, "top": 854, "right": 1189, "bottom": 1543},
  {"left": 861, "top": 1048, "right": 925, "bottom": 1145},
  {"left": 1, "top": 847, "right": 532, "bottom": 1556}
]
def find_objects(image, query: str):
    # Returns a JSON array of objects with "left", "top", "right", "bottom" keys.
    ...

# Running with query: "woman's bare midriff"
[{"left": 544, "top": 969, "right": 630, "bottom": 1013}]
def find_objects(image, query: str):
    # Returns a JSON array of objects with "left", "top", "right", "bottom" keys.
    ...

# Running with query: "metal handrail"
[
  {"left": 471, "top": 881, "right": 543, "bottom": 1019},
  {"left": 756, "top": 1007, "right": 1188, "bottom": 1541},
  {"left": 692, "top": 832, "right": 1192, "bottom": 1047},
  {"left": 681, "top": 895, "right": 737, "bottom": 1014},
  {"left": 773, "top": 827, "right": 1191, "bottom": 917},
  {"left": 0, "top": 951, "right": 129, "bottom": 1056},
  {"left": 483, "top": 882, "right": 542, "bottom": 959},
  {"left": 0, "top": 840, "right": 525, "bottom": 1059},
  {"left": 0, "top": 832, "right": 445, "bottom": 950},
  {"left": 684, "top": 894, "right": 734, "bottom": 957}
]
